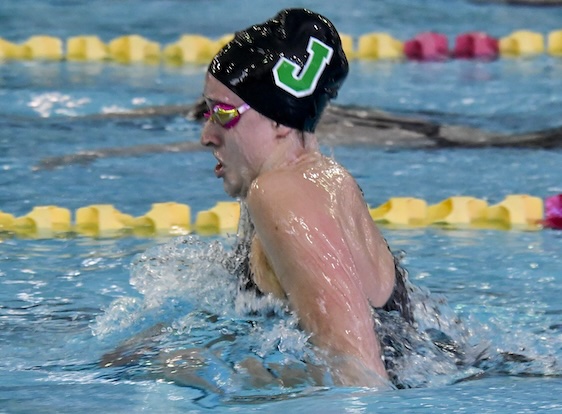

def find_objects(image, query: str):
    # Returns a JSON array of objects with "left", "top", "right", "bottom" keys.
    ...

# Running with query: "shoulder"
[
  {"left": 246, "top": 173, "right": 305, "bottom": 235},
  {"left": 247, "top": 167, "right": 318, "bottom": 211}
]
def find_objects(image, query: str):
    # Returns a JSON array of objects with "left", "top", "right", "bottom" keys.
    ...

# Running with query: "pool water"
[{"left": 1, "top": 0, "right": 562, "bottom": 412}]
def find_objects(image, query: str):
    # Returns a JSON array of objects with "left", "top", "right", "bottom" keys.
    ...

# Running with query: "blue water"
[{"left": 1, "top": 0, "right": 562, "bottom": 412}]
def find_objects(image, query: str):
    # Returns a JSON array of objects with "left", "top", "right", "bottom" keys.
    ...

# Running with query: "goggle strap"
[{"left": 237, "top": 103, "right": 251, "bottom": 115}]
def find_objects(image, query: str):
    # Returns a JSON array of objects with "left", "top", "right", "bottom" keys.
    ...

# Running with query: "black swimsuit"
[
  {"left": 227, "top": 206, "right": 418, "bottom": 388},
  {"left": 381, "top": 254, "right": 415, "bottom": 324},
  {"left": 228, "top": 203, "right": 414, "bottom": 325}
]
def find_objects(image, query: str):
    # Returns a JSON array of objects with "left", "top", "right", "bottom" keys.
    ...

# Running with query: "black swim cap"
[{"left": 208, "top": 8, "right": 349, "bottom": 132}]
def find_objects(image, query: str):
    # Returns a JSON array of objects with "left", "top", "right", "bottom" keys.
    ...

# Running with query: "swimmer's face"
[{"left": 201, "top": 74, "right": 278, "bottom": 198}]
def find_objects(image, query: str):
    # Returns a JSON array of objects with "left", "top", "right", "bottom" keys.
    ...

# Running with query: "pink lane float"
[
  {"left": 453, "top": 32, "right": 499, "bottom": 59},
  {"left": 543, "top": 194, "right": 562, "bottom": 229},
  {"left": 404, "top": 31, "right": 500, "bottom": 61},
  {"left": 404, "top": 32, "right": 449, "bottom": 61}
]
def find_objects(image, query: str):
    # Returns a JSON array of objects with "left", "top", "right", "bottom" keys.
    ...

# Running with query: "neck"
[{"left": 261, "top": 130, "right": 318, "bottom": 173}]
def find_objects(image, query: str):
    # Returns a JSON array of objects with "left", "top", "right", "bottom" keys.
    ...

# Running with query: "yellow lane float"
[
  {"left": 133, "top": 202, "right": 191, "bottom": 235},
  {"left": 548, "top": 30, "right": 562, "bottom": 56},
  {"left": 67, "top": 35, "right": 109, "bottom": 60},
  {"left": 499, "top": 30, "right": 545, "bottom": 56},
  {"left": 357, "top": 32, "right": 404, "bottom": 60},
  {"left": 108, "top": 35, "right": 160, "bottom": 63},
  {"left": 0, "top": 194, "right": 555, "bottom": 239},
  {"left": 369, "top": 197, "right": 428, "bottom": 227},
  {"left": 427, "top": 196, "right": 488, "bottom": 226}
]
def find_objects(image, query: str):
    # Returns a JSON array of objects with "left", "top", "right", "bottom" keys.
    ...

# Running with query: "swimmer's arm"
[{"left": 247, "top": 176, "right": 389, "bottom": 388}]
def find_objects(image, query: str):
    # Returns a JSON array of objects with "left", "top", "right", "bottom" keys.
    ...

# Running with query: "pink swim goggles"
[{"left": 204, "top": 100, "right": 251, "bottom": 129}]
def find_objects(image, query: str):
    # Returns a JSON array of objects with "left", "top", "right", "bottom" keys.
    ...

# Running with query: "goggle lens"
[{"left": 204, "top": 102, "right": 250, "bottom": 129}]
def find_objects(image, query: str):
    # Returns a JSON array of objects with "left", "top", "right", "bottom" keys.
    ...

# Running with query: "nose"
[{"left": 200, "top": 121, "right": 221, "bottom": 148}]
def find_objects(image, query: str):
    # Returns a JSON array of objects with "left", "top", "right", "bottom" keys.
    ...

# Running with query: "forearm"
[
  {"left": 308, "top": 327, "right": 390, "bottom": 387},
  {"left": 322, "top": 348, "right": 391, "bottom": 388}
]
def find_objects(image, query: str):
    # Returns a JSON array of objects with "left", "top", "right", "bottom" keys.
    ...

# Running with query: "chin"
[
  {"left": 223, "top": 181, "right": 241, "bottom": 199},
  {"left": 224, "top": 184, "right": 250, "bottom": 200}
]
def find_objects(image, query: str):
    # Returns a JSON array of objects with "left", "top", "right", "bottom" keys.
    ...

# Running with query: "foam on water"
[
  {"left": 91, "top": 236, "right": 321, "bottom": 396},
  {"left": 91, "top": 233, "right": 562, "bottom": 402}
]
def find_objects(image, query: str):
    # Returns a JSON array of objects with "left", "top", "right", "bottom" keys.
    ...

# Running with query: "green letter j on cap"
[{"left": 273, "top": 37, "right": 334, "bottom": 98}]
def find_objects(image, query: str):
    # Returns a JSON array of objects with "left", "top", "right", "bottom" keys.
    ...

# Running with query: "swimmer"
[{"left": 201, "top": 8, "right": 412, "bottom": 388}]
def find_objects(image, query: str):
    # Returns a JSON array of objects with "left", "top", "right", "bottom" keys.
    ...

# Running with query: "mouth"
[{"left": 213, "top": 154, "right": 224, "bottom": 178}]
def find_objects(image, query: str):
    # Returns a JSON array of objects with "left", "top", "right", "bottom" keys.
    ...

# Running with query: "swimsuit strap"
[
  {"left": 381, "top": 255, "right": 415, "bottom": 324},
  {"left": 228, "top": 202, "right": 265, "bottom": 294}
]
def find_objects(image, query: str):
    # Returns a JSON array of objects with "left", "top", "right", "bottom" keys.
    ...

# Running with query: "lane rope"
[
  {"left": 1, "top": 194, "right": 560, "bottom": 238},
  {"left": 1, "top": 29, "right": 561, "bottom": 64}
]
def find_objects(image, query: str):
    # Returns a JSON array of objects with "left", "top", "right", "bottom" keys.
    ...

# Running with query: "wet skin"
[{"left": 201, "top": 73, "right": 396, "bottom": 388}]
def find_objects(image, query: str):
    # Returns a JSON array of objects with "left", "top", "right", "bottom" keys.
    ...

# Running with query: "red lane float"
[
  {"left": 404, "top": 32, "right": 500, "bottom": 61},
  {"left": 453, "top": 32, "right": 499, "bottom": 60},
  {"left": 543, "top": 194, "right": 562, "bottom": 229},
  {"left": 404, "top": 32, "right": 449, "bottom": 61}
]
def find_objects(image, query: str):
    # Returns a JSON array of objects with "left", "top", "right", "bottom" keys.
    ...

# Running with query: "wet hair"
[{"left": 208, "top": 8, "right": 349, "bottom": 132}]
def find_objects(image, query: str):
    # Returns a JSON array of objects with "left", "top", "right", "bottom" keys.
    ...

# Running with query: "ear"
[{"left": 273, "top": 122, "right": 292, "bottom": 139}]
